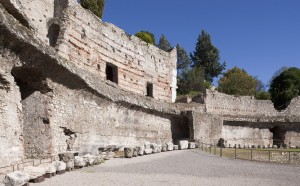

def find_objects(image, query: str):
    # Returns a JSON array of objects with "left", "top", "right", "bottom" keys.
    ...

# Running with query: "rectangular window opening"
[
  {"left": 146, "top": 82, "right": 153, "bottom": 97},
  {"left": 106, "top": 63, "right": 118, "bottom": 84}
]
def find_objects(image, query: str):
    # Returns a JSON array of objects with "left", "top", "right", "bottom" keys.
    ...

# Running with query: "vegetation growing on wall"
[
  {"left": 135, "top": 31, "right": 156, "bottom": 45},
  {"left": 80, "top": 0, "right": 105, "bottom": 19}
]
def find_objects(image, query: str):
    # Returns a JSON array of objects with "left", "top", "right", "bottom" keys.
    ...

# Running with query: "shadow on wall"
[
  {"left": 170, "top": 116, "right": 190, "bottom": 142},
  {"left": 11, "top": 67, "right": 51, "bottom": 100},
  {"left": 270, "top": 126, "right": 286, "bottom": 147}
]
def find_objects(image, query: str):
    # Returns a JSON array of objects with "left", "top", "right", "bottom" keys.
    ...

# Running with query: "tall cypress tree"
[
  {"left": 191, "top": 30, "right": 226, "bottom": 82},
  {"left": 176, "top": 44, "right": 191, "bottom": 70},
  {"left": 157, "top": 34, "right": 172, "bottom": 52}
]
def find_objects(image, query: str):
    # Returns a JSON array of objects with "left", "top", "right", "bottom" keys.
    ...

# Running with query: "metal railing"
[{"left": 199, "top": 142, "right": 300, "bottom": 165}]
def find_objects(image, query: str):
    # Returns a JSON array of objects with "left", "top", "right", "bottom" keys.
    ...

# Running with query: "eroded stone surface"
[
  {"left": 23, "top": 166, "right": 45, "bottom": 179},
  {"left": 52, "top": 161, "right": 66, "bottom": 171},
  {"left": 179, "top": 140, "right": 188, "bottom": 150},
  {"left": 3, "top": 171, "right": 30, "bottom": 186}
]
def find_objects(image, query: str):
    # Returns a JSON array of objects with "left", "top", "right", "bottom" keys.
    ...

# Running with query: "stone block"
[
  {"left": 179, "top": 140, "right": 188, "bottom": 150},
  {"left": 23, "top": 166, "right": 45, "bottom": 180},
  {"left": 3, "top": 171, "right": 30, "bottom": 186},
  {"left": 144, "top": 141, "right": 151, "bottom": 149},
  {"left": 124, "top": 147, "right": 133, "bottom": 158},
  {"left": 150, "top": 143, "right": 159, "bottom": 153},
  {"left": 132, "top": 148, "right": 138, "bottom": 157},
  {"left": 161, "top": 145, "right": 167, "bottom": 152},
  {"left": 29, "top": 176, "right": 45, "bottom": 183},
  {"left": 188, "top": 142, "right": 196, "bottom": 149},
  {"left": 83, "top": 154, "right": 97, "bottom": 165},
  {"left": 74, "top": 156, "right": 87, "bottom": 167},
  {"left": 167, "top": 142, "right": 173, "bottom": 151},
  {"left": 66, "top": 161, "right": 74, "bottom": 170},
  {"left": 272, "top": 145, "right": 278, "bottom": 149},
  {"left": 173, "top": 145, "right": 179, "bottom": 150},
  {"left": 144, "top": 148, "right": 152, "bottom": 155},
  {"left": 37, "top": 163, "right": 56, "bottom": 174},
  {"left": 94, "top": 155, "right": 104, "bottom": 165},
  {"left": 52, "top": 161, "right": 66, "bottom": 171},
  {"left": 137, "top": 146, "right": 144, "bottom": 156},
  {"left": 58, "top": 151, "right": 78, "bottom": 163}
]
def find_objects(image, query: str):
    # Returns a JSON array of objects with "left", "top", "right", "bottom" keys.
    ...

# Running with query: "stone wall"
[
  {"left": 188, "top": 111, "right": 223, "bottom": 144},
  {"left": 49, "top": 80, "right": 173, "bottom": 155},
  {"left": 56, "top": 4, "right": 177, "bottom": 102},
  {"left": 222, "top": 122, "right": 273, "bottom": 147},
  {"left": 205, "top": 90, "right": 279, "bottom": 117},
  {"left": 0, "top": 54, "right": 24, "bottom": 166}
]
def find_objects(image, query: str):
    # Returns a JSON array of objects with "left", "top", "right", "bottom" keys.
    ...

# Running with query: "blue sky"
[{"left": 103, "top": 0, "right": 300, "bottom": 87}]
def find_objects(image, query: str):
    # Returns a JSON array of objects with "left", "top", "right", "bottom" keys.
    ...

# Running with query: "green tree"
[
  {"left": 176, "top": 44, "right": 191, "bottom": 70},
  {"left": 218, "top": 67, "right": 257, "bottom": 96},
  {"left": 191, "top": 30, "right": 226, "bottom": 82},
  {"left": 157, "top": 34, "right": 172, "bottom": 52},
  {"left": 269, "top": 67, "right": 300, "bottom": 110},
  {"left": 255, "top": 78, "right": 271, "bottom": 100},
  {"left": 135, "top": 31, "right": 156, "bottom": 45},
  {"left": 177, "top": 67, "right": 210, "bottom": 95},
  {"left": 80, "top": 0, "right": 105, "bottom": 19}
]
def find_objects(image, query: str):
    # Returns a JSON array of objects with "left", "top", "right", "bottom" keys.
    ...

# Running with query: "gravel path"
[{"left": 35, "top": 149, "right": 300, "bottom": 186}]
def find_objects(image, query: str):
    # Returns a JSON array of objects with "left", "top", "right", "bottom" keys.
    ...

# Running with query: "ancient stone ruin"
[{"left": 0, "top": 0, "right": 300, "bottom": 173}]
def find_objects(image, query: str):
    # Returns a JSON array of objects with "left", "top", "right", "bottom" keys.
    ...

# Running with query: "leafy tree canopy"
[
  {"left": 218, "top": 67, "right": 257, "bottom": 96},
  {"left": 135, "top": 31, "right": 156, "bottom": 45},
  {"left": 157, "top": 34, "right": 172, "bottom": 52},
  {"left": 191, "top": 30, "right": 226, "bottom": 83},
  {"left": 269, "top": 67, "right": 300, "bottom": 110},
  {"left": 80, "top": 0, "right": 105, "bottom": 19},
  {"left": 177, "top": 67, "right": 210, "bottom": 95},
  {"left": 176, "top": 44, "right": 191, "bottom": 70}
]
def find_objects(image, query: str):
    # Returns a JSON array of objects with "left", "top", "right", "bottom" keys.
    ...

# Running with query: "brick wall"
[{"left": 56, "top": 4, "right": 177, "bottom": 102}]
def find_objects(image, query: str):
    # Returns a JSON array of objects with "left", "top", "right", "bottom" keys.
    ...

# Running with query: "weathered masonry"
[
  {"left": 0, "top": 0, "right": 300, "bottom": 168},
  {"left": 190, "top": 90, "right": 300, "bottom": 148},
  {"left": 0, "top": 0, "right": 180, "bottom": 166}
]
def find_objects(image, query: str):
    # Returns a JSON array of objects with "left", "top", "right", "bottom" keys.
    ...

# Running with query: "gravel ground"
[{"left": 35, "top": 149, "right": 300, "bottom": 186}]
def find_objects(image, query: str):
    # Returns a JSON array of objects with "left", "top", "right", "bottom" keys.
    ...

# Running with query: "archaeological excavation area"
[{"left": 0, "top": 0, "right": 300, "bottom": 185}]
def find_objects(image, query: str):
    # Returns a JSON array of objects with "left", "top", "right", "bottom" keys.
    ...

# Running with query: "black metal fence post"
[
  {"left": 250, "top": 149, "right": 253, "bottom": 161},
  {"left": 220, "top": 147, "right": 223, "bottom": 157},
  {"left": 268, "top": 150, "right": 271, "bottom": 162},
  {"left": 288, "top": 151, "right": 291, "bottom": 163},
  {"left": 234, "top": 147, "right": 237, "bottom": 159}
]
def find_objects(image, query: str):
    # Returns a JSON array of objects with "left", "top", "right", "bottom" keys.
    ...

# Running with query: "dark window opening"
[
  {"left": 146, "top": 82, "right": 153, "bottom": 97},
  {"left": 48, "top": 24, "right": 60, "bottom": 47},
  {"left": 106, "top": 63, "right": 118, "bottom": 84}
]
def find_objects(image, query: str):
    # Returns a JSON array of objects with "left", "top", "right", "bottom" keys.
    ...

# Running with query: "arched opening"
[{"left": 48, "top": 24, "right": 60, "bottom": 47}]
